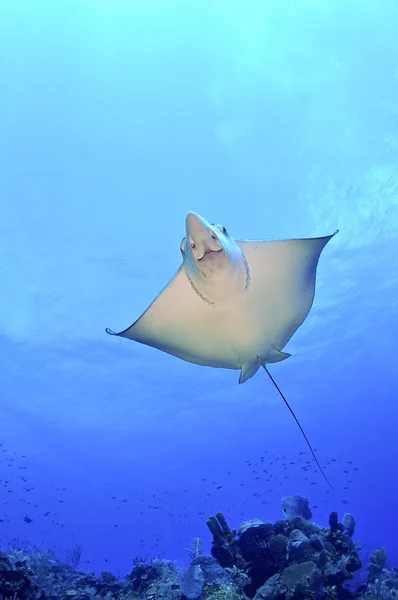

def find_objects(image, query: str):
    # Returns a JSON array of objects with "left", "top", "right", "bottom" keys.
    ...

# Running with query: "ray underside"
[{"left": 108, "top": 233, "right": 335, "bottom": 370}]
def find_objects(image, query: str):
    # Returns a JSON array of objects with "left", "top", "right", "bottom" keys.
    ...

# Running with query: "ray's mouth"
[{"left": 197, "top": 248, "right": 223, "bottom": 261}]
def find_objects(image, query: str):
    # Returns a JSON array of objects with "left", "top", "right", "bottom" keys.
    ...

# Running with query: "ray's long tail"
[{"left": 263, "top": 366, "right": 334, "bottom": 490}]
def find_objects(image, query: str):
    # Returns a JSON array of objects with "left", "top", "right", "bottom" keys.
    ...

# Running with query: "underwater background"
[{"left": 1, "top": 0, "right": 397, "bottom": 583}]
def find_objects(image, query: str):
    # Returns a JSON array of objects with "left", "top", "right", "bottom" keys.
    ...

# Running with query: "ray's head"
[
  {"left": 180, "top": 212, "right": 248, "bottom": 300},
  {"left": 180, "top": 212, "right": 230, "bottom": 275}
]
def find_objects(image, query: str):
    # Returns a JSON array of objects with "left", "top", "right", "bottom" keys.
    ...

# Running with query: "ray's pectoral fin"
[{"left": 239, "top": 348, "right": 291, "bottom": 384}]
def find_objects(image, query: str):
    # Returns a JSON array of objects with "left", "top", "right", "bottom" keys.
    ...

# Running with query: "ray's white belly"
[{"left": 179, "top": 298, "right": 268, "bottom": 369}]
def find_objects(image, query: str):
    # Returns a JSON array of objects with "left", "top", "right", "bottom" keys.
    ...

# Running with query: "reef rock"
[{"left": 281, "top": 494, "right": 313, "bottom": 520}]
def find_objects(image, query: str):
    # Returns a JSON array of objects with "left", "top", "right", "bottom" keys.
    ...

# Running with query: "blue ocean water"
[{"left": 0, "top": 0, "right": 397, "bottom": 580}]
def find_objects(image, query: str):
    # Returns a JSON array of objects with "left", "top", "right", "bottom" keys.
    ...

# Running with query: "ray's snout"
[{"left": 186, "top": 211, "right": 209, "bottom": 234}]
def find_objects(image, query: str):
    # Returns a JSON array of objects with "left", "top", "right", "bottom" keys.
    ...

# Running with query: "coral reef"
[
  {"left": 206, "top": 498, "right": 362, "bottom": 598},
  {"left": 0, "top": 496, "right": 397, "bottom": 600}
]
